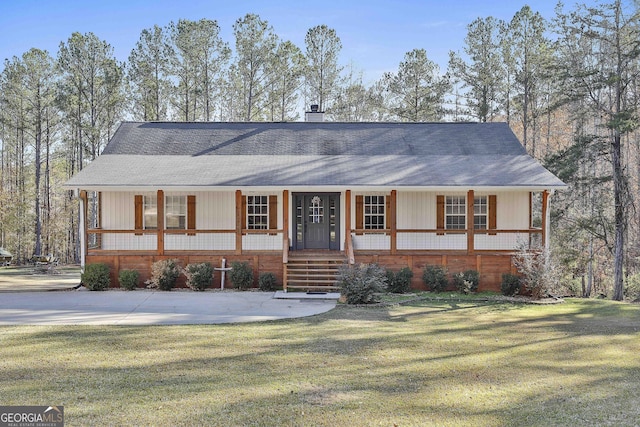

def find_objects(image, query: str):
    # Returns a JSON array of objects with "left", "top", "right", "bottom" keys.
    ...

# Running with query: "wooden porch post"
[
  {"left": 283, "top": 190, "right": 289, "bottom": 263},
  {"left": 345, "top": 189, "right": 355, "bottom": 264},
  {"left": 235, "top": 190, "right": 243, "bottom": 255},
  {"left": 157, "top": 189, "right": 164, "bottom": 255},
  {"left": 542, "top": 190, "right": 549, "bottom": 250},
  {"left": 79, "top": 190, "right": 88, "bottom": 267},
  {"left": 390, "top": 190, "right": 397, "bottom": 255},
  {"left": 467, "top": 190, "right": 475, "bottom": 255},
  {"left": 283, "top": 190, "right": 289, "bottom": 292}
]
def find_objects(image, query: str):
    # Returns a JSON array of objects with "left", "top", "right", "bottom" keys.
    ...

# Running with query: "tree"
[
  {"left": 555, "top": 0, "right": 640, "bottom": 300},
  {"left": 330, "top": 65, "right": 378, "bottom": 121},
  {"left": 503, "top": 6, "right": 551, "bottom": 155},
  {"left": 58, "top": 32, "right": 124, "bottom": 262},
  {"left": 127, "top": 25, "right": 172, "bottom": 121},
  {"left": 231, "top": 13, "right": 278, "bottom": 121},
  {"left": 266, "top": 40, "right": 305, "bottom": 121},
  {"left": 167, "top": 19, "right": 230, "bottom": 121},
  {"left": 304, "top": 25, "right": 343, "bottom": 112},
  {"left": 58, "top": 32, "right": 124, "bottom": 164},
  {"left": 449, "top": 16, "right": 505, "bottom": 122},
  {"left": 383, "top": 48, "right": 450, "bottom": 121}
]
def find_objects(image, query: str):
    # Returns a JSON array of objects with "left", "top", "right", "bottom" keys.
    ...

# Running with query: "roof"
[{"left": 65, "top": 121, "right": 566, "bottom": 190}]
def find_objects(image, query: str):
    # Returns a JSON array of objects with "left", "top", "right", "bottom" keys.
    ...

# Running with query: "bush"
[
  {"left": 183, "top": 262, "right": 214, "bottom": 291},
  {"left": 513, "top": 242, "right": 560, "bottom": 299},
  {"left": 118, "top": 269, "right": 139, "bottom": 290},
  {"left": 501, "top": 273, "right": 522, "bottom": 296},
  {"left": 258, "top": 272, "right": 277, "bottom": 291},
  {"left": 229, "top": 261, "right": 254, "bottom": 290},
  {"left": 82, "top": 263, "right": 110, "bottom": 291},
  {"left": 423, "top": 265, "right": 448, "bottom": 293},
  {"left": 149, "top": 259, "right": 181, "bottom": 291},
  {"left": 338, "top": 263, "right": 388, "bottom": 304},
  {"left": 386, "top": 267, "right": 414, "bottom": 293},
  {"left": 452, "top": 269, "right": 480, "bottom": 294}
]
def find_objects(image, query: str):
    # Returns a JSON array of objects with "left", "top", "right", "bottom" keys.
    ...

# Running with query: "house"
[{"left": 64, "top": 116, "right": 566, "bottom": 291}]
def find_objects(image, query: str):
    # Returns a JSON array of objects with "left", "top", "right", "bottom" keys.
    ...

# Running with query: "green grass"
[{"left": 1, "top": 299, "right": 639, "bottom": 426}]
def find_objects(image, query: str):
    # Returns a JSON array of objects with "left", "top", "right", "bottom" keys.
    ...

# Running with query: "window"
[
  {"left": 474, "top": 196, "right": 487, "bottom": 230},
  {"left": 165, "top": 195, "right": 186, "bottom": 229},
  {"left": 143, "top": 195, "right": 157, "bottom": 230},
  {"left": 309, "top": 195, "right": 324, "bottom": 224},
  {"left": 364, "top": 195, "right": 385, "bottom": 230},
  {"left": 247, "top": 195, "right": 269, "bottom": 230},
  {"left": 445, "top": 196, "right": 466, "bottom": 229}
]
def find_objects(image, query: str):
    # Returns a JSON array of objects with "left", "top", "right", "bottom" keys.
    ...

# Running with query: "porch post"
[
  {"left": 235, "top": 190, "right": 243, "bottom": 255},
  {"left": 345, "top": 189, "right": 355, "bottom": 264},
  {"left": 542, "top": 190, "right": 550, "bottom": 250},
  {"left": 79, "top": 190, "right": 87, "bottom": 268},
  {"left": 467, "top": 190, "right": 474, "bottom": 255},
  {"left": 390, "top": 190, "right": 397, "bottom": 255},
  {"left": 157, "top": 189, "right": 164, "bottom": 255},
  {"left": 282, "top": 190, "right": 289, "bottom": 263}
]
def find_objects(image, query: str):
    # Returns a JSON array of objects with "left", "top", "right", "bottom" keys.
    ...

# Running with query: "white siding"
[
  {"left": 165, "top": 233, "right": 235, "bottom": 251},
  {"left": 101, "top": 191, "right": 140, "bottom": 229},
  {"left": 494, "top": 191, "right": 529, "bottom": 229},
  {"left": 397, "top": 192, "right": 436, "bottom": 229},
  {"left": 352, "top": 234, "right": 390, "bottom": 250},
  {"left": 397, "top": 232, "right": 467, "bottom": 250},
  {"left": 243, "top": 233, "right": 283, "bottom": 250},
  {"left": 102, "top": 234, "right": 156, "bottom": 250}
]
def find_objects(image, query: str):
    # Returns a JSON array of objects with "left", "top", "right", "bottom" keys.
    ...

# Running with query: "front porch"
[{"left": 79, "top": 188, "right": 550, "bottom": 292}]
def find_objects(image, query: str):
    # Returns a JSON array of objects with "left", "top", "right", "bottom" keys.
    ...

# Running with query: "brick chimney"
[{"left": 305, "top": 104, "right": 324, "bottom": 122}]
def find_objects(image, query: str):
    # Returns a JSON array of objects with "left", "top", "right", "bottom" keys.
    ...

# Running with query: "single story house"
[{"left": 64, "top": 114, "right": 566, "bottom": 291}]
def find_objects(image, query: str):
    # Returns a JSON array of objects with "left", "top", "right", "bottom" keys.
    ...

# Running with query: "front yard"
[{"left": 0, "top": 298, "right": 638, "bottom": 426}]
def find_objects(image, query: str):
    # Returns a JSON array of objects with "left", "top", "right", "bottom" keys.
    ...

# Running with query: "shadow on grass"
[{"left": 1, "top": 298, "right": 638, "bottom": 426}]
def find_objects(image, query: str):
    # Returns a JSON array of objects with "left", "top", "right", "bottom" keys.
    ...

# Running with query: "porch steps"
[{"left": 284, "top": 254, "right": 346, "bottom": 293}]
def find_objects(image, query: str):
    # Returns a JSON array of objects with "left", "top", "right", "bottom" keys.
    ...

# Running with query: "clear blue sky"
[{"left": 0, "top": 0, "right": 589, "bottom": 84}]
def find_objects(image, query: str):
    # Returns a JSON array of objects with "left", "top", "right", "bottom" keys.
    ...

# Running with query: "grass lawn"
[{"left": 1, "top": 297, "right": 639, "bottom": 426}]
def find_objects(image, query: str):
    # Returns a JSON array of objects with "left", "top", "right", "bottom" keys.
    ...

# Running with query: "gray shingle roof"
[{"left": 65, "top": 121, "right": 566, "bottom": 189}]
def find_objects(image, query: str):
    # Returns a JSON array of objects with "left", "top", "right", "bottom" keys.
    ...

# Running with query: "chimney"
[{"left": 305, "top": 104, "right": 324, "bottom": 122}]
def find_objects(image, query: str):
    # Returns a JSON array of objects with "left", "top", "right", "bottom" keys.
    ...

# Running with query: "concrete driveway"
[{"left": 0, "top": 290, "right": 337, "bottom": 325}]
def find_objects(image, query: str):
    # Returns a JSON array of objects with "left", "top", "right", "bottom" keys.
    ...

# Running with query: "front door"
[{"left": 293, "top": 193, "right": 340, "bottom": 250}]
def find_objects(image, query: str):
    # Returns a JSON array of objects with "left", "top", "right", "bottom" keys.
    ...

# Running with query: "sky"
[{"left": 0, "top": 0, "right": 593, "bottom": 85}]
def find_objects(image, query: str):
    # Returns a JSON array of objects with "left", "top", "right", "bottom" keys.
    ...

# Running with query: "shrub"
[
  {"left": 513, "top": 242, "right": 560, "bottom": 299},
  {"left": 338, "top": 263, "right": 388, "bottom": 304},
  {"left": 386, "top": 267, "right": 414, "bottom": 293},
  {"left": 258, "top": 272, "right": 277, "bottom": 291},
  {"left": 183, "top": 262, "right": 214, "bottom": 291},
  {"left": 501, "top": 273, "right": 522, "bottom": 296},
  {"left": 452, "top": 269, "right": 480, "bottom": 294},
  {"left": 118, "top": 269, "right": 139, "bottom": 290},
  {"left": 229, "top": 261, "right": 254, "bottom": 290},
  {"left": 422, "top": 265, "right": 448, "bottom": 293},
  {"left": 149, "top": 259, "right": 181, "bottom": 291},
  {"left": 82, "top": 263, "right": 110, "bottom": 291}
]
